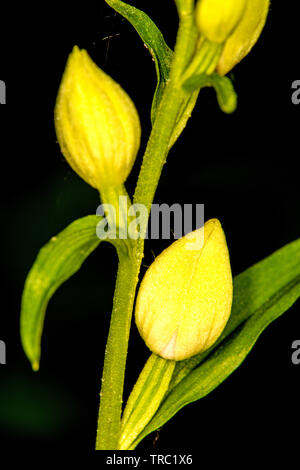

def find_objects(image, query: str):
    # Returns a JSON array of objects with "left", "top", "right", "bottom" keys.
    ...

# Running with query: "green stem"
[
  {"left": 96, "top": 253, "right": 139, "bottom": 449},
  {"left": 133, "top": 1, "right": 198, "bottom": 214},
  {"left": 96, "top": 1, "right": 198, "bottom": 450},
  {"left": 99, "top": 184, "right": 131, "bottom": 243}
]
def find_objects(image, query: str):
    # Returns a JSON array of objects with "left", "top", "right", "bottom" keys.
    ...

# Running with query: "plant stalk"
[
  {"left": 96, "top": 1, "right": 198, "bottom": 450},
  {"left": 96, "top": 253, "right": 139, "bottom": 449}
]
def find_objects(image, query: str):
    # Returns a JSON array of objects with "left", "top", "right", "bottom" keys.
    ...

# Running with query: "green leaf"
[
  {"left": 119, "top": 354, "right": 175, "bottom": 450},
  {"left": 105, "top": 0, "right": 173, "bottom": 122},
  {"left": 131, "top": 238, "right": 300, "bottom": 449},
  {"left": 183, "top": 73, "right": 237, "bottom": 114},
  {"left": 20, "top": 216, "right": 104, "bottom": 371}
]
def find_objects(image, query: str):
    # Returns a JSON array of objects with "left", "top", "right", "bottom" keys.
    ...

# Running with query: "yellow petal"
[
  {"left": 135, "top": 219, "right": 233, "bottom": 361},
  {"left": 217, "top": 0, "right": 270, "bottom": 75},
  {"left": 195, "top": 0, "right": 247, "bottom": 44},
  {"left": 54, "top": 46, "right": 141, "bottom": 190}
]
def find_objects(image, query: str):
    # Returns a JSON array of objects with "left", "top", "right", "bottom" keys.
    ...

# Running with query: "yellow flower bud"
[
  {"left": 135, "top": 219, "right": 233, "bottom": 361},
  {"left": 54, "top": 46, "right": 141, "bottom": 190},
  {"left": 195, "top": 0, "right": 247, "bottom": 44},
  {"left": 216, "top": 0, "right": 270, "bottom": 75}
]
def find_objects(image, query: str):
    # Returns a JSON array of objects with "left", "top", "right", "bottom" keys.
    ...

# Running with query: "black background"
[{"left": 0, "top": 0, "right": 299, "bottom": 460}]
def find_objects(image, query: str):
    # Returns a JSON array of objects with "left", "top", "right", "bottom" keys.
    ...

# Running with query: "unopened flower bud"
[
  {"left": 216, "top": 0, "right": 270, "bottom": 75},
  {"left": 54, "top": 46, "right": 141, "bottom": 190},
  {"left": 195, "top": 0, "right": 247, "bottom": 44},
  {"left": 135, "top": 219, "right": 233, "bottom": 361}
]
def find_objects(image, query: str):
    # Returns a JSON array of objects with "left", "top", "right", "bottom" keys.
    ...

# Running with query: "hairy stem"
[
  {"left": 96, "top": 253, "right": 139, "bottom": 449},
  {"left": 96, "top": 1, "right": 198, "bottom": 450}
]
